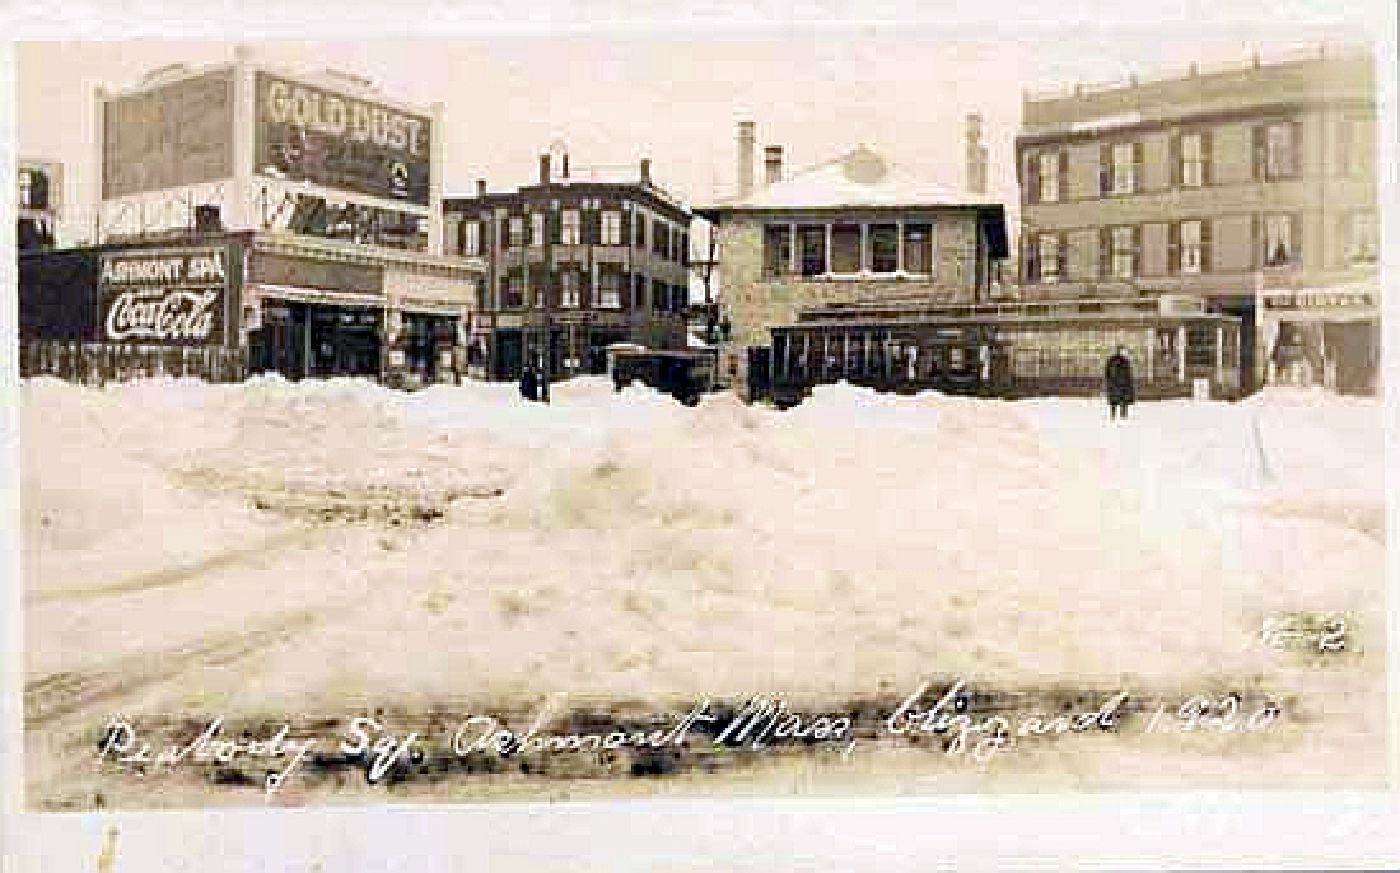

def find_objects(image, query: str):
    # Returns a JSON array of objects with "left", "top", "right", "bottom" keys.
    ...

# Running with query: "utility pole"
[{"left": 537, "top": 152, "right": 554, "bottom": 403}]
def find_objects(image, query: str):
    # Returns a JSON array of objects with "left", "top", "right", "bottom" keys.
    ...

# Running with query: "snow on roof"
[{"left": 703, "top": 145, "right": 1001, "bottom": 213}]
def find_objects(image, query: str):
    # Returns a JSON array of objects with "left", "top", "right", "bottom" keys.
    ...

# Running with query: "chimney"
[
  {"left": 476, "top": 179, "right": 487, "bottom": 198},
  {"left": 736, "top": 120, "right": 755, "bottom": 198},
  {"left": 965, "top": 112, "right": 988, "bottom": 195},
  {"left": 640, "top": 158, "right": 652, "bottom": 184},
  {"left": 539, "top": 153, "right": 551, "bottom": 185},
  {"left": 763, "top": 145, "right": 783, "bottom": 185}
]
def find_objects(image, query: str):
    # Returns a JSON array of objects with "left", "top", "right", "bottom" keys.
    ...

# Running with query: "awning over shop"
[{"left": 247, "top": 283, "right": 386, "bottom": 309}]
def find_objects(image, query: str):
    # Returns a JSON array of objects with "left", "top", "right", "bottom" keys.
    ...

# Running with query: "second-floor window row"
[{"left": 762, "top": 221, "right": 935, "bottom": 278}]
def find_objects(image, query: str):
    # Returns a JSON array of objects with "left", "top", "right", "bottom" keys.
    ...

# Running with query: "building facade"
[
  {"left": 21, "top": 49, "right": 485, "bottom": 387},
  {"left": 1015, "top": 48, "right": 1379, "bottom": 394},
  {"left": 442, "top": 150, "right": 692, "bottom": 381},
  {"left": 18, "top": 159, "right": 61, "bottom": 252},
  {"left": 697, "top": 124, "right": 1010, "bottom": 395}
]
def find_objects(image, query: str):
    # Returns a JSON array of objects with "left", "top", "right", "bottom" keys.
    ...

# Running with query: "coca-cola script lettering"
[
  {"left": 100, "top": 246, "right": 229, "bottom": 346},
  {"left": 105, "top": 289, "right": 219, "bottom": 342}
]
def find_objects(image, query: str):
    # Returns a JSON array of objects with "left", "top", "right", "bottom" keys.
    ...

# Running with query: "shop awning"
[{"left": 247, "top": 283, "right": 386, "bottom": 309}]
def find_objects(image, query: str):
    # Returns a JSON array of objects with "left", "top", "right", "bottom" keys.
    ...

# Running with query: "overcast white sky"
[{"left": 12, "top": 2, "right": 1382, "bottom": 229}]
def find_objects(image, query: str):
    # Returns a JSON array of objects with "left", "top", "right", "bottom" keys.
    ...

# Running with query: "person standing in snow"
[
  {"left": 1104, "top": 345, "right": 1135, "bottom": 421},
  {"left": 519, "top": 365, "right": 538, "bottom": 402}
]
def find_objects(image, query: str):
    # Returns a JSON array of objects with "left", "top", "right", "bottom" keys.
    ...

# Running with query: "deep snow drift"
[{"left": 21, "top": 376, "right": 1386, "bottom": 797}]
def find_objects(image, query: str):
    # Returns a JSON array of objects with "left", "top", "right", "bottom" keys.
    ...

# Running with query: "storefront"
[
  {"left": 768, "top": 296, "right": 1242, "bottom": 406},
  {"left": 245, "top": 286, "right": 385, "bottom": 380},
  {"left": 1258, "top": 287, "right": 1379, "bottom": 394}
]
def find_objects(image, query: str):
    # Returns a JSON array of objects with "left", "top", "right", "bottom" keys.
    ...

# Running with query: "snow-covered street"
[{"left": 21, "top": 377, "right": 1386, "bottom": 805}]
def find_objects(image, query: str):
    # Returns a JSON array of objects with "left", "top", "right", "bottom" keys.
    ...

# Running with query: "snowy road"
[{"left": 21, "top": 378, "right": 1386, "bottom": 805}]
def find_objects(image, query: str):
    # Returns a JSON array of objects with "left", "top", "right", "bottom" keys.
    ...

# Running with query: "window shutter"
[
  {"left": 1131, "top": 225, "right": 1142, "bottom": 278},
  {"left": 1024, "top": 235, "right": 1039, "bottom": 283},
  {"left": 1260, "top": 124, "right": 1271, "bottom": 180},
  {"left": 1099, "top": 144, "right": 1111, "bottom": 196},
  {"left": 1057, "top": 231, "right": 1069, "bottom": 280},
  {"left": 1132, "top": 142, "right": 1144, "bottom": 193},
  {"left": 1169, "top": 133, "right": 1182, "bottom": 187},
  {"left": 1167, "top": 221, "right": 1180, "bottom": 275},
  {"left": 1058, "top": 151, "right": 1069, "bottom": 201},
  {"left": 1025, "top": 152, "right": 1040, "bottom": 205},
  {"left": 1201, "top": 219, "right": 1213, "bottom": 272},
  {"left": 1201, "top": 129, "right": 1214, "bottom": 186},
  {"left": 1099, "top": 227, "right": 1112, "bottom": 279},
  {"left": 1291, "top": 211, "right": 1303, "bottom": 266},
  {"left": 1251, "top": 214, "right": 1262, "bottom": 269},
  {"left": 549, "top": 211, "right": 562, "bottom": 245}
]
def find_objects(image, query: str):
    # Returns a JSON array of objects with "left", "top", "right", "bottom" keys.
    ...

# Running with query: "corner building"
[{"left": 1016, "top": 48, "right": 1380, "bottom": 394}]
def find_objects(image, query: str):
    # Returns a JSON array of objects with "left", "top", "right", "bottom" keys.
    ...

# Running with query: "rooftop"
[{"left": 700, "top": 145, "right": 1000, "bottom": 214}]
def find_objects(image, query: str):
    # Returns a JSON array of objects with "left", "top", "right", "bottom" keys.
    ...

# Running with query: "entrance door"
[
  {"left": 1211, "top": 297, "right": 1256, "bottom": 394},
  {"left": 249, "top": 301, "right": 307, "bottom": 379}
]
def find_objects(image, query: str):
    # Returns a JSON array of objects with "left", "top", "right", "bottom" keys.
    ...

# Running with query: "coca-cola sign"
[{"left": 100, "top": 247, "right": 229, "bottom": 346}]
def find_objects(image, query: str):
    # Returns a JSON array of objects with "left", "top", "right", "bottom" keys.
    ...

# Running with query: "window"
[
  {"left": 508, "top": 216, "right": 525, "bottom": 247},
  {"left": 1111, "top": 226, "right": 1136, "bottom": 279},
  {"left": 601, "top": 211, "right": 622, "bottom": 245},
  {"left": 652, "top": 279, "right": 667, "bottom": 311},
  {"left": 598, "top": 271, "right": 622, "bottom": 309},
  {"left": 831, "top": 225, "right": 860, "bottom": 273},
  {"left": 764, "top": 225, "right": 792, "bottom": 276},
  {"left": 1263, "top": 123, "right": 1295, "bottom": 179},
  {"left": 1111, "top": 143, "right": 1137, "bottom": 195},
  {"left": 562, "top": 209, "right": 581, "bottom": 245},
  {"left": 503, "top": 274, "right": 525, "bottom": 308},
  {"left": 1038, "top": 152, "right": 1061, "bottom": 203},
  {"left": 798, "top": 225, "right": 826, "bottom": 276},
  {"left": 531, "top": 212, "right": 546, "bottom": 245},
  {"left": 871, "top": 224, "right": 899, "bottom": 273},
  {"left": 461, "top": 221, "right": 481, "bottom": 257},
  {"left": 1264, "top": 214, "right": 1294, "bottom": 267},
  {"left": 652, "top": 220, "right": 667, "bottom": 256},
  {"left": 18, "top": 171, "right": 33, "bottom": 209},
  {"left": 1348, "top": 211, "right": 1378, "bottom": 264},
  {"left": 560, "top": 271, "right": 580, "bottom": 308},
  {"left": 1038, "top": 234, "right": 1061, "bottom": 284},
  {"left": 1337, "top": 117, "right": 1372, "bottom": 178},
  {"left": 635, "top": 213, "right": 647, "bottom": 249},
  {"left": 1179, "top": 220, "right": 1203, "bottom": 274},
  {"left": 903, "top": 223, "right": 933, "bottom": 274},
  {"left": 1181, "top": 133, "right": 1205, "bottom": 188}
]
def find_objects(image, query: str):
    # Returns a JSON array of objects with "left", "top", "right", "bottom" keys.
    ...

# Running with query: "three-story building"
[
  {"left": 1016, "top": 47, "right": 1379, "bottom": 393},
  {"left": 442, "top": 149, "right": 692, "bottom": 381}
]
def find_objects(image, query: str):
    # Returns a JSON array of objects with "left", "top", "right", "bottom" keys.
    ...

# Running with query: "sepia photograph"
[{"left": 2, "top": 1, "right": 1397, "bottom": 867}]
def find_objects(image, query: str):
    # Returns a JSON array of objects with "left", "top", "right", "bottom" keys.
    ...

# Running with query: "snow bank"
[{"left": 21, "top": 378, "right": 1385, "bottom": 717}]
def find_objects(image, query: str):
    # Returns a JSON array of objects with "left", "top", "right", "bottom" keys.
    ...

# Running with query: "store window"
[
  {"left": 1264, "top": 214, "right": 1295, "bottom": 267},
  {"left": 903, "top": 223, "right": 933, "bottom": 275},
  {"left": 831, "top": 225, "right": 861, "bottom": 273},
  {"left": 871, "top": 224, "right": 899, "bottom": 273},
  {"left": 764, "top": 225, "right": 792, "bottom": 277},
  {"left": 562, "top": 209, "right": 581, "bottom": 245},
  {"left": 531, "top": 212, "right": 546, "bottom": 246},
  {"left": 601, "top": 211, "right": 622, "bottom": 245},
  {"left": 798, "top": 225, "right": 827, "bottom": 276}
]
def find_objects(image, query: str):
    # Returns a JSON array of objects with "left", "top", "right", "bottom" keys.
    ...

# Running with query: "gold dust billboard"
[{"left": 254, "top": 72, "right": 432, "bottom": 206}]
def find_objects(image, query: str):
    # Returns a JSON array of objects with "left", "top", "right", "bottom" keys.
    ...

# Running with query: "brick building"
[
  {"left": 1015, "top": 47, "right": 1379, "bottom": 393},
  {"left": 442, "top": 148, "right": 692, "bottom": 381},
  {"left": 697, "top": 122, "right": 1009, "bottom": 395}
]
